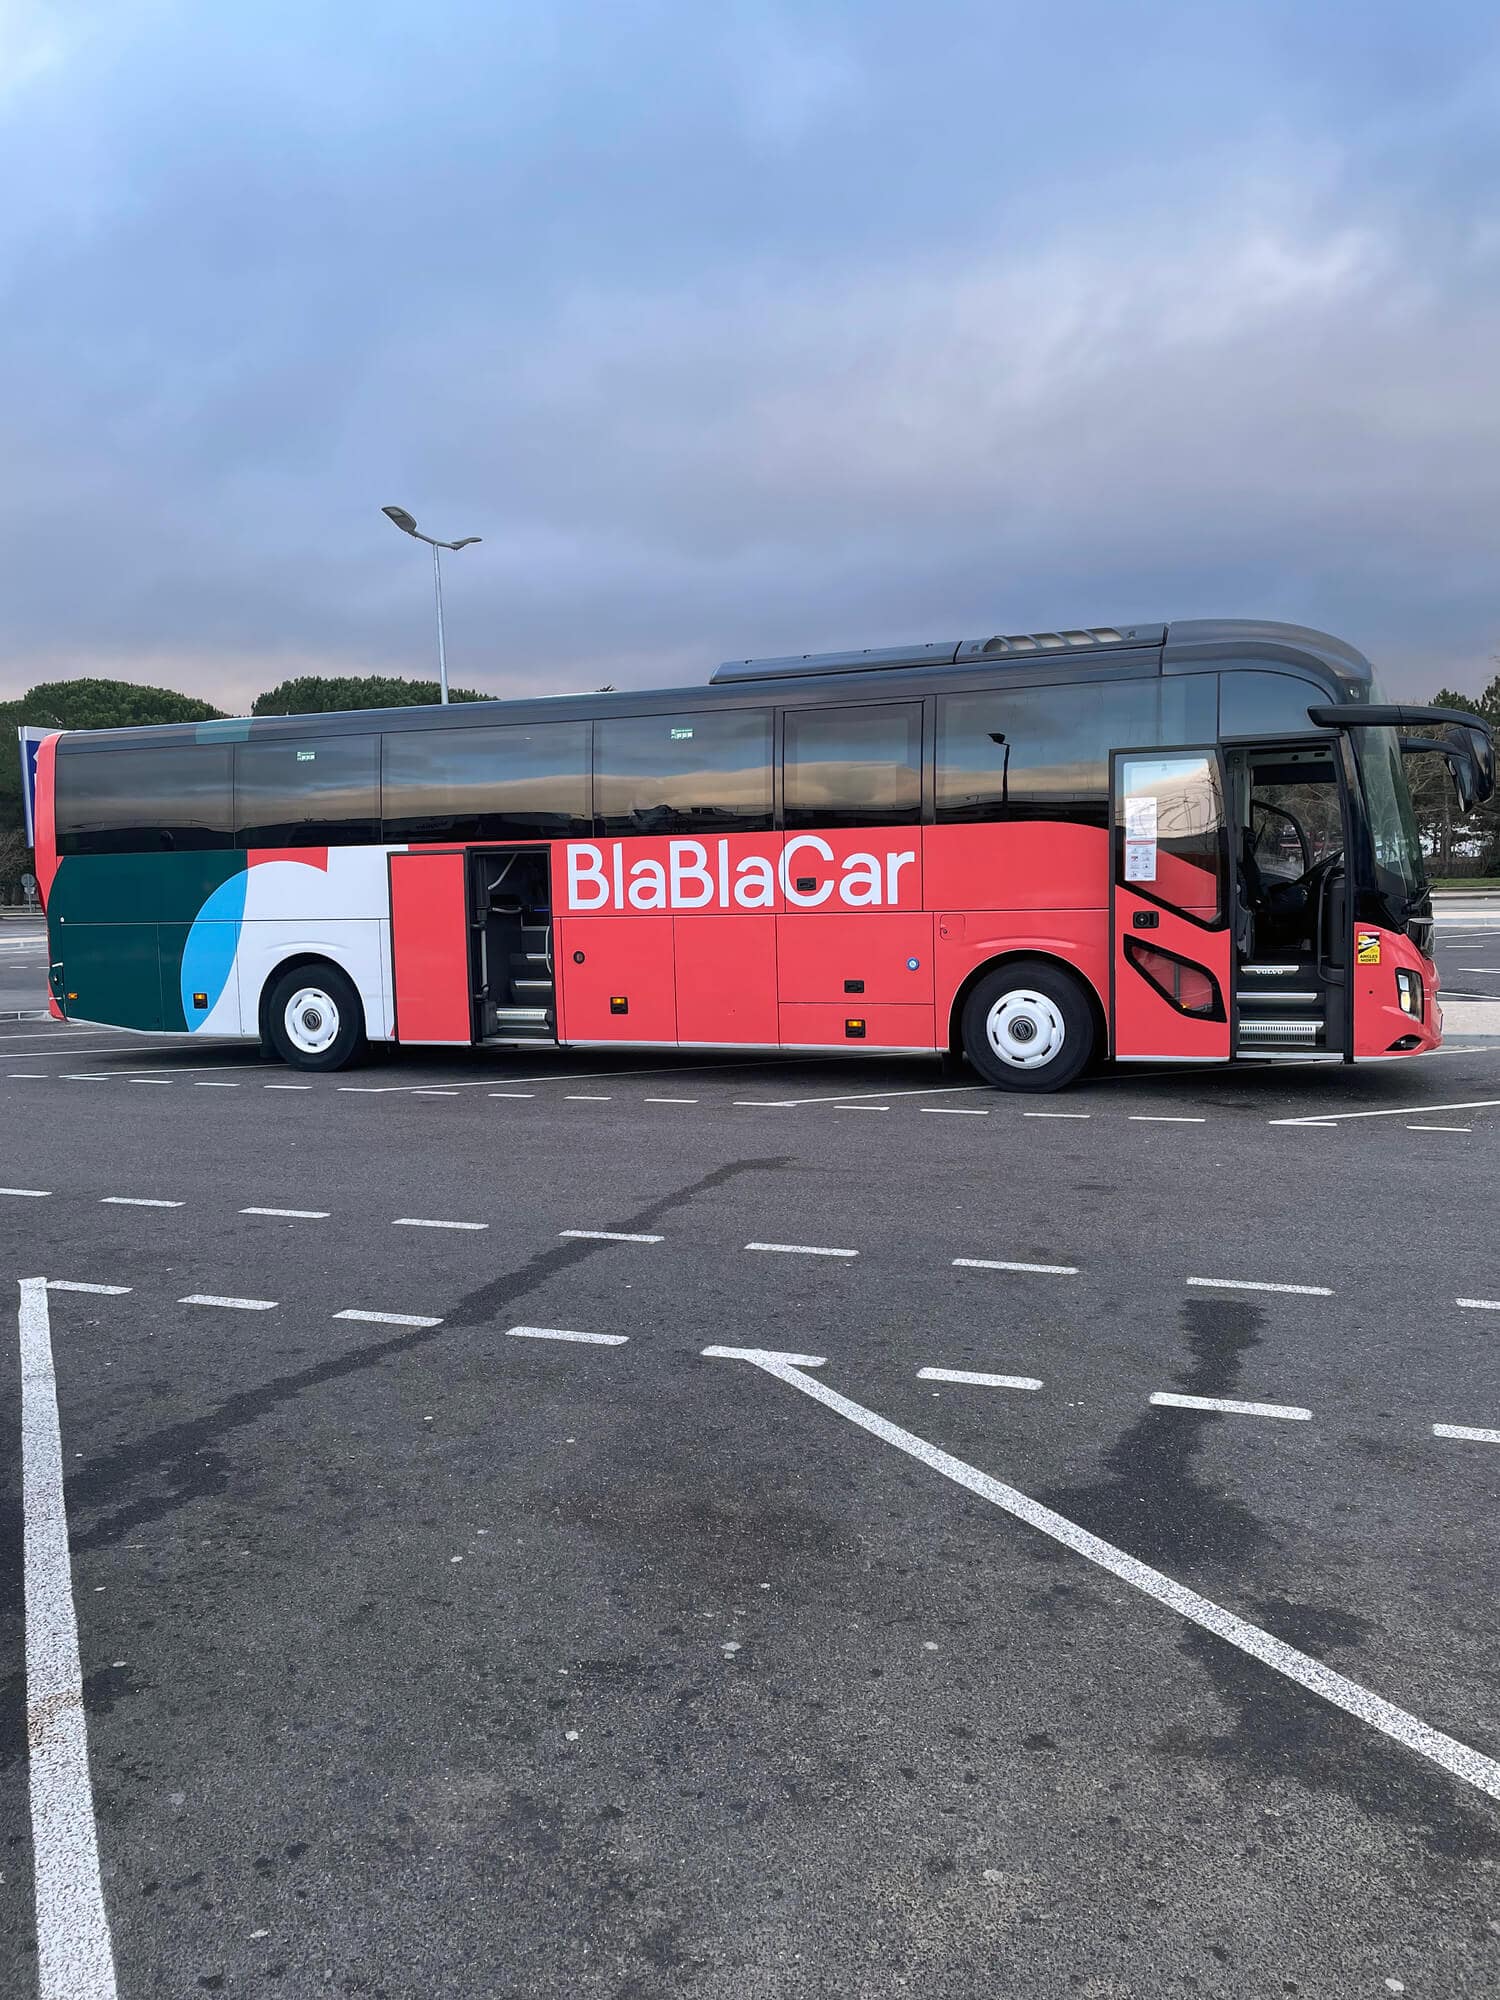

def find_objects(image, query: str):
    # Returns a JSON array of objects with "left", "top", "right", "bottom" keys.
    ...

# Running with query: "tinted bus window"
[
  {"left": 383, "top": 722, "right": 591, "bottom": 842},
  {"left": 783, "top": 703, "right": 921, "bottom": 828},
  {"left": 595, "top": 709, "right": 772, "bottom": 835},
  {"left": 1218, "top": 669, "right": 1325, "bottom": 737},
  {"left": 235, "top": 736, "right": 379, "bottom": 847},
  {"left": 936, "top": 678, "right": 1213, "bottom": 825},
  {"left": 55, "top": 743, "right": 234, "bottom": 855}
]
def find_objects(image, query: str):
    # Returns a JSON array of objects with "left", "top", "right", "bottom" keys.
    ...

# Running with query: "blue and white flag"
[{"left": 16, "top": 726, "right": 49, "bottom": 847}]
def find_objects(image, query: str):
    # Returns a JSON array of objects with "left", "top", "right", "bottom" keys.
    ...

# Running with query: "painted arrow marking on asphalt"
[{"left": 702, "top": 1346, "right": 1500, "bottom": 1803}]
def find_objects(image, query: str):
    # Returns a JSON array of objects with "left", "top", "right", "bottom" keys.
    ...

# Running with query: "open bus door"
[{"left": 1109, "top": 746, "right": 1234, "bottom": 1063}]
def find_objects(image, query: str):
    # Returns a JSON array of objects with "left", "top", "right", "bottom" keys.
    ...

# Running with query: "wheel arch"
[{"left": 945, "top": 950, "right": 1108, "bottom": 1059}]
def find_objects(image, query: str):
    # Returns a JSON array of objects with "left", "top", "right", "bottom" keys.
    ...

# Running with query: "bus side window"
[
  {"left": 594, "top": 709, "right": 772, "bottom": 836},
  {"left": 55, "top": 743, "right": 234, "bottom": 855},
  {"left": 382, "top": 722, "right": 591, "bottom": 842},
  {"left": 782, "top": 704, "right": 922, "bottom": 829},
  {"left": 234, "top": 736, "right": 380, "bottom": 848},
  {"left": 934, "top": 678, "right": 1213, "bottom": 826}
]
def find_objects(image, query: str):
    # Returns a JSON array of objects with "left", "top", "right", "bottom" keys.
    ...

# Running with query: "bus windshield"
[{"left": 1356, "top": 724, "right": 1428, "bottom": 913}]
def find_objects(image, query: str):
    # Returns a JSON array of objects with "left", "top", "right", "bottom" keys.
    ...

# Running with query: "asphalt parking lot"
[{"left": 3, "top": 904, "right": 1499, "bottom": 1997}]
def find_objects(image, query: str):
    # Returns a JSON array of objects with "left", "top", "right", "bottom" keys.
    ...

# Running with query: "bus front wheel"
[
  {"left": 960, "top": 961, "right": 1094, "bottom": 1092},
  {"left": 265, "top": 963, "right": 366, "bottom": 1072}
]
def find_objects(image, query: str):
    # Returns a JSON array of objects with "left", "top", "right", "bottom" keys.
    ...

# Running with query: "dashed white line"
[
  {"left": 392, "top": 1217, "right": 488, "bottom": 1231},
  {"left": 565, "top": 1094, "right": 612, "bottom": 1101},
  {"left": 334, "top": 1309, "right": 444, "bottom": 1328},
  {"left": 1406, "top": 1124, "right": 1471, "bottom": 1133},
  {"left": 193, "top": 1080, "right": 240, "bottom": 1088},
  {"left": 835, "top": 1103, "right": 889, "bottom": 1112},
  {"left": 263, "top": 1083, "right": 312, "bottom": 1091},
  {"left": 46, "top": 1281, "right": 132, "bottom": 1296},
  {"left": 952, "top": 1256, "right": 1078, "bottom": 1276},
  {"left": 745, "top": 1241, "right": 858, "bottom": 1258},
  {"left": 1023, "top": 1110, "right": 1091, "bottom": 1119},
  {"left": 506, "top": 1325, "right": 629, "bottom": 1346},
  {"left": 559, "top": 1229, "right": 663, "bottom": 1244},
  {"left": 6, "top": 1072, "right": 49, "bottom": 1078},
  {"left": 100, "top": 1196, "right": 183, "bottom": 1208},
  {"left": 1129, "top": 1115, "right": 1207, "bottom": 1124},
  {"left": 178, "top": 1294, "right": 278, "bottom": 1310},
  {"left": 2, "top": 1186, "right": 51, "bottom": 1198},
  {"left": 410, "top": 1088, "right": 460, "bottom": 1096},
  {"left": 61, "top": 1074, "right": 109, "bottom": 1082},
  {"left": 1186, "top": 1276, "right": 1333, "bottom": 1297},
  {"left": 488, "top": 1091, "right": 536, "bottom": 1099},
  {"left": 17, "top": 1278, "right": 120, "bottom": 1999},
  {"left": 239, "top": 1207, "right": 330, "bottom": 1220},
  {"left": 1150, "top": 1392, "right": 1312, "bottom": 1421},
  {"left": 1456, "top": 1298, "right": 1500, "bottom": 1312},
  {"left": 706, "top": 1346, "right": 1500, "bottom": 1803},
  {"left": 644, "top": 1097, "right": 699, "bottom": 1104},
  {"left": 920, "top": 1105, "right": 989, "bottom": 1116},
  {"left": 1432, "top": 1423, "right": 1500, "bottom": 1444},
  {"left": 918, "top": 1367, "right": 1042, "bottom": 1391}
]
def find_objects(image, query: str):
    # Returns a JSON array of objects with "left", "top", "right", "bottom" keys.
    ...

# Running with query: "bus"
[{"left": 26, "top": 618, "right": 1495, "bottom": 1092}]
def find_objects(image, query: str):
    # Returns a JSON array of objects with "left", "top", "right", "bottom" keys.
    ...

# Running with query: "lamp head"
[{"left": 382, "top": 505, "right": 419, "bottom": 536}]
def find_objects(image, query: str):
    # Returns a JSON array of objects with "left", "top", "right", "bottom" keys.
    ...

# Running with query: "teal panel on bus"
[
  {"left": 49, "top": 850, "right": 246, "bottom": 928},
  {"left": 57, "top": 923, "right": 165, "bottom": 1031}
]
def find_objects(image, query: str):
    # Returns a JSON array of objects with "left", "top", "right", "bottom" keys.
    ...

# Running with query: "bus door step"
[{"left": 1237, "top": 1017, "right": 1323, "bottom": 1047}]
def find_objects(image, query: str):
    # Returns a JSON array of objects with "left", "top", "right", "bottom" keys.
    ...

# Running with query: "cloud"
[{"left": 0, "top": 0, "right": 1497, "bottom": 709}]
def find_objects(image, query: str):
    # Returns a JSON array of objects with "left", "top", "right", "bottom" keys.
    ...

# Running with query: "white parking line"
[
  {"left": 565, "top": 1094, "right": 612, "bottom": 1101},
  {"left": 17, "top": 1279, "right": 120, "bottom": 1999},
  {"left": 489, "top": 1091, "right": 536, "bottom": 1099},
  {"left": 1271, "top": 1098, "right": 1500, "bottom": 1127},
  {"left": 918, "top": 1367, "right": 1042, "bottom": 1391},
  {"left": 644, "top": 1097, "right": 698, "bottom": 1104},
  {"left": 1023, "top": 1110, "right": 1090, "bottom": 1119},
  {"left": 705, "top": 1347, "right": 1500, "bottom": 1802},
  {"left": 1456, "top": 1298, "right": 1500, "bottom": 1312},
  {"left": 1432, "top": 1423, "right": 1500, "bottom": 1444},
  {"left": 263, "top": 1083, "right": 312, "bottom": 1090},
  {"left": 239, "top": 1207, "right": 330, "bottom": 1220},
  {"left": 1186, "top": 1277, "right": 1333, "bottom": 1297},
  {"left": 46, "top": 1281, "right": 131, "bottom": 1296},
  {"left": 835, "top": 1103, "right": 889, "bottom": 1112},
  {"left": 745, "top": 1241, "right": 858, "bottom": 1258},
  {"left": 1129, "top": 1115, "right": 1207, "bottom": 1124},
  {"left": 559, "top": 1229, "right": 663, "bottom": 1244},
  {"left": 953, "top": 1257, "right": 1078, "bottom": 1276},
  {"left": 193, "top": 1080, "right": 240, "bottom": 1089},
  {"left": 920, "top": 1106, "right": 989, "bottom": 1116},
  {"left": 334, "top": 1309, "right": 444, "bottom": 1328},
  {"left": 6, "top": 1072, "right": 49, "bottom": 1078},
  {"left": 506, "top": 1325, "right": 629, "bottom": 1346},
  {"left": 410, "top": 1089, "right": 459, "bottom": 1096},
  {"left": 101, "top": 1196, "right": 182, "bottom": 1208},
  {"left": 392, "top": 1217, "right": 488, "bottom": 1230},
  {"left": 179, "top": 1294, "right": 278, "bottom": 1310},
  {"left": 2, "top": 1186, "right": 51, "bottom": 1198},
  {"left": 1150, "top": 1392, "right": 1311, "bottom": 1421}
]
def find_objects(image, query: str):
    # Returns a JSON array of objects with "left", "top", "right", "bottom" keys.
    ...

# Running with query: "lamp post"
[{"left": 381, "top": 506, "right": 482, "bottom": 704}]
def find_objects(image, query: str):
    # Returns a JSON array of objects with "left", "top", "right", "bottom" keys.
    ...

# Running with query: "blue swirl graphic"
[{"left": 179, "top": 870, "right": 247, "bottom": 1029}]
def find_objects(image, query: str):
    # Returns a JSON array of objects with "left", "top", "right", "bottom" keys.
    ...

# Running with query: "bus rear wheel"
[
  {"left": 960, "top": 961, "right": 1094, "bottom": 1092},
  {"left": 265, "top": 963, "right": 366, "bottom": 1072}
]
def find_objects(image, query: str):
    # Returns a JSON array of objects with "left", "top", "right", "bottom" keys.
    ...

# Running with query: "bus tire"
[
  {"left": 960, "top": 960, "right": 1094, "bottom": 1092},
  {"left": 264, "top": 962, "right": 367, "bottom": 1072}
]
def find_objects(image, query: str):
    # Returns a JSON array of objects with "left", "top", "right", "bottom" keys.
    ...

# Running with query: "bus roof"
[{"left": 46, "top": 617, "right": 1375, "bottom": 752}]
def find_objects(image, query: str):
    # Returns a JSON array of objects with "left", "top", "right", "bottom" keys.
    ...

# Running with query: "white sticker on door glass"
[
  {"left": 1124, "top": 841, "right": 1157, "bottom": 883},
  {"left": 1124, "top": 796, "right": 1158, "bottom": 840}
]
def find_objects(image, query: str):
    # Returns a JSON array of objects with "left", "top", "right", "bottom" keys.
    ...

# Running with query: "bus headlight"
[{"left": 1396, "top": 969, "right": 1423, "bottom": 1018}]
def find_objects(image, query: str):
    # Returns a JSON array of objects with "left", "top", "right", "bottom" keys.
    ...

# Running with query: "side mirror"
[{"left": 1399, "top": 732, "right": 1485, "bottom": 815}]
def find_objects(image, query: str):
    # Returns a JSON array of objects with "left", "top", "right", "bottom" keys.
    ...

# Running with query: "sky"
[{"left": 1, "top": 0, "right": 1498, "bottom": 710}]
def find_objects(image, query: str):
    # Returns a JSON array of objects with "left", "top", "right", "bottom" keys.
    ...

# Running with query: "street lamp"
[{"left": 381, "top": 505, "right": 482, "bottom": 704}]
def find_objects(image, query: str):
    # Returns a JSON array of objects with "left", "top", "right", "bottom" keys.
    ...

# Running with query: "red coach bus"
[{"left": 29, "top": 618, "right": 1495, "bottom": 1090}]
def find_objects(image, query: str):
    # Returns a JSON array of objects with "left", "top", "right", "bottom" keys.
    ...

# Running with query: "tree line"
[{"left": 2, "top": 666, "right": 1498, "bottom": 897}]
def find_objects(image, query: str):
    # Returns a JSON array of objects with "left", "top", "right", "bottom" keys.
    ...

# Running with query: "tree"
[
  {"left": 252, "top": 675, "right": 488, "bottom": 715},
  {"left": 0, "top": 679, "right": 227, "bottom": 896}
]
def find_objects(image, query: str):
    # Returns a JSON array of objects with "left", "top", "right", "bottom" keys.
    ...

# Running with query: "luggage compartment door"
[{"left": 389, "top": 849, "right": 472, "bottom": 1045}]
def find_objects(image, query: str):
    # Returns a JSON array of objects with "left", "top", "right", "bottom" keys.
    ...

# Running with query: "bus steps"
[{"left": 1237, "top": 1017, "right": 1323, "bottom": 1046}]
